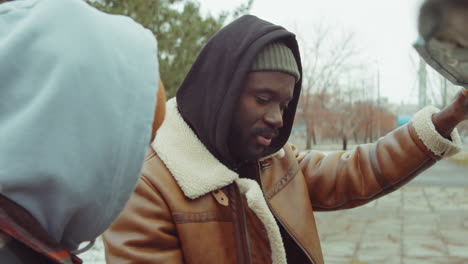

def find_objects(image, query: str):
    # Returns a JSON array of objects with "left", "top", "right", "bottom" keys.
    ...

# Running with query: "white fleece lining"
[
  {"left": 153, "top": 99, "right": 238, "bottom": 199},
  {"left": 260, "top": 149, "right": 285, "bottom": 161},
  {"left": 412, "top": 106, "right": 462, "bottom": 158},
  {"left": 236, "top": 179, "right": 287, "bottom": 264}
]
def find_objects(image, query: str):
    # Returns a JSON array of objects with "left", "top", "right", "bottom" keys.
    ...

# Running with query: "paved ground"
[
  {"left": 315, "top": 186, "right": 468, "bottom": 264},
  {"left": 410, "top": 160, "right": 468, "bottom": 186}
]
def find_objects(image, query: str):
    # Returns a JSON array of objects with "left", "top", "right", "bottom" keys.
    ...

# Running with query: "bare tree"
[
  {"left": 298, "top": 25, "right": 362, "bottom": 149},
  {"left": 296, "top": 24, "right": 400, "bottom": 150}
]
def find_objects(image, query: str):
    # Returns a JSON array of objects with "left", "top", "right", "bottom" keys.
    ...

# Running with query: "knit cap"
[{"left": 250, "top": 42, "right": 300, "bottom": 81}]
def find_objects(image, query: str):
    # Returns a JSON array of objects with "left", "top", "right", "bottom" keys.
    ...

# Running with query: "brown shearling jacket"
[{"left": 103, "top": 99, "right": 461, "bottom": 264}]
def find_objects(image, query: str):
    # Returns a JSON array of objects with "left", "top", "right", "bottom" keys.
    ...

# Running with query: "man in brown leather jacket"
[{"left": 103, "top": 15, "right": 468, "bottom": 264}]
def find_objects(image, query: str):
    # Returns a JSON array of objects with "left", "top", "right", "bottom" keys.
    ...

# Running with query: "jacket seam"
[
  {"left": 140, "top": 174, "right": 160, "bottom": 194},
  {"left": 144, "top": 147, "right": 157, "bottom": 161},
  {"left": 172, "top": 219, "right": 231, "bottom": 224},
  {"left": 264, "top": 162, "right": 299, "bottom": 200},
  {"left": 369, "top": 142, "right": 393, "bottom": 191},
  {"left": 139, "top": 173, "right": 175, "bottom": 224},
  {"left": 172, "top": 211, "right": 231, "bottom": 224}
]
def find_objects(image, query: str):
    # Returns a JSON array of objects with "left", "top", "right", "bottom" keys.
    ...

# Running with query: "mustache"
[{"left": 252, "top": 127, "right": 279, "bottom": 138}]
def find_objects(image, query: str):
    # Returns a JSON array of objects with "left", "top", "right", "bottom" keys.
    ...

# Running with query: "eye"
[{"left": 256, "top": 96, "right": 270, "bottom": 105}]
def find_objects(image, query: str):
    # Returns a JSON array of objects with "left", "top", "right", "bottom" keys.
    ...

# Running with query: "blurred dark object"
[{"left": 414, "top": 0, "right": 468, "bottom": 87}]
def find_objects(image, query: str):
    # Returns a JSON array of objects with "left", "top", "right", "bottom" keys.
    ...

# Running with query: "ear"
[{"left": 151, "top": 80, "right": 166, "bottom": 142}]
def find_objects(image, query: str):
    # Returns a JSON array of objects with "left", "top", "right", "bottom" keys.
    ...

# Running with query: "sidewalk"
[{"left": 315, "top": 186, "right": 468, "bottom": 264}]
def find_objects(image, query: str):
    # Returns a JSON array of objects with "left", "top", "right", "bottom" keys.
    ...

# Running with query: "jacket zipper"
[
  {"left": 256, "top": 163, "right": 316, "bottom": 264},
  {"left": 232, "top": 184, "right": 253, "bottom": 264}
]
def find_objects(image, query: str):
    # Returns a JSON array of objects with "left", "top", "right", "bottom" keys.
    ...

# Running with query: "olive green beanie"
[{"left": 250, "top": 42, "right": 300, "bottom": 81}]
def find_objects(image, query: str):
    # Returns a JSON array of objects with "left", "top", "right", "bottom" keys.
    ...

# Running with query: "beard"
[{"left": 229, "top": 126, "right": 279, "bottom": 162}]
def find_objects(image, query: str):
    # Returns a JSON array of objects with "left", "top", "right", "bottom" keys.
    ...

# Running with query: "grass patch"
[{"left": 447, "top": 152, "right": 468, "bottom": 166}]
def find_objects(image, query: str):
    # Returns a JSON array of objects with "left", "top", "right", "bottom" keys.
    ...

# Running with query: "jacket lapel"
[{"left": 152, "top": 98, "right": 239, "bottom": 199}]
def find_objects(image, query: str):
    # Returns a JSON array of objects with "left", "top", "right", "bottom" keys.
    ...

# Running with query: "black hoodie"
[{"left": 176, "top": 15, "right": 302, "bottom": 168}]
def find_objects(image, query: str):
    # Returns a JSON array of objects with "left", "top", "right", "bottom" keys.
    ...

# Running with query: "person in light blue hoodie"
[{"left": 0, "top": 0, "right": 160, "bottom": 263}]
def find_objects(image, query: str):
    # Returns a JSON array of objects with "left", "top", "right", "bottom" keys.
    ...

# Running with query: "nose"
[{"left": 264, "top": 105, "right": 283, "bottom": 129}]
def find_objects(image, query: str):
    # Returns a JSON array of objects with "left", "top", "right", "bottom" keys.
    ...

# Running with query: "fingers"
[
  {"left": 458, "top": 88, "right": 468, "bottom": 121},
  {"left": 462, "top": 87, "right": 468, "bottom": 97}
]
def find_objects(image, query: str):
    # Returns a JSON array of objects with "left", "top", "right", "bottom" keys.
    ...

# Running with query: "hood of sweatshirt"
[{"left": 0, "top": 0, "right": 158, "bottom": 252}]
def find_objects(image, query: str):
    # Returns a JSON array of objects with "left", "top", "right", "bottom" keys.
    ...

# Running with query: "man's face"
[{"left": 229, "top": 71, "right": 295, "bottom": 162}]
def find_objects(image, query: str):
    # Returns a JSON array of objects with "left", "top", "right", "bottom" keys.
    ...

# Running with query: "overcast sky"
[{"left": 200, "top": 0, "right": 429, "bottom": 104}]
